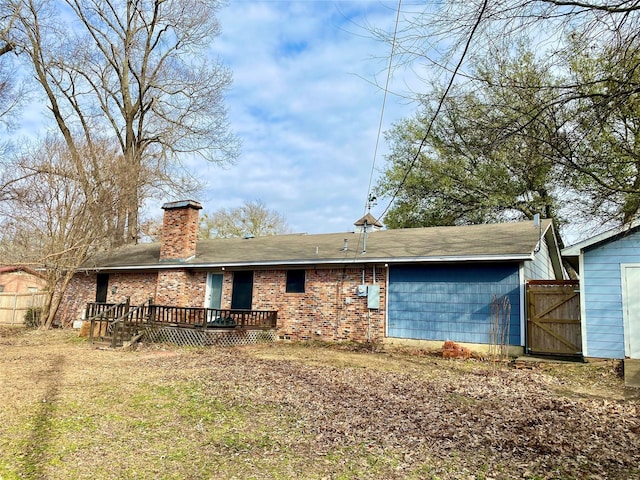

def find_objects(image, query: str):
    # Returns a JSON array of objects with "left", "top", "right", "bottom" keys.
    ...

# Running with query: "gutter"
[{"left": 85, "top": 253, "right": 535, "bottom": 272}]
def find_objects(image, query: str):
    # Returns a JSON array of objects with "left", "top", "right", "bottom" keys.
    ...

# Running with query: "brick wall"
[
  {"left": 0, "top": 271, "right": 47, "bottom": 293},
  {"left": 251, "top": 266, "right": 386, "bottom": 343},
  {"left": 108, "top": 272, "right": 158, "bottom": 305},
  {"left": 155, "top": 270, "right": 206, "bottom": 306},
  {"left": 56, "top": 271, "right": 158, "bottom": 326},
  {"left": 141, "top": 265, "right": 387, "bottom": 342},
  {"left": 57, "top": 265, "right": 387, "bottom": 344},
  {"left": 56, "top": 272, "right": 97, "bottom": 326},
  {"left": 159, "top": 201, "right": 202, "bottom": 261}
]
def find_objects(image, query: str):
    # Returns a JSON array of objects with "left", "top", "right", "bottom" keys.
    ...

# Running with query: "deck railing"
[
  {"left": 85, "top": 301, "right": 278, "bottom": 346},
  {"left": 86, "top": 299, "right": 153, "bottom": 347},
  {"left": 148, "top": 305, "right": 277, "bottom": 330}
]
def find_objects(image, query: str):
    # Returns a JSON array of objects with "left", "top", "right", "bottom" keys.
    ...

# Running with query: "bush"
[{"left": 24, "top": 307, "right": 43, "bottom": 329}]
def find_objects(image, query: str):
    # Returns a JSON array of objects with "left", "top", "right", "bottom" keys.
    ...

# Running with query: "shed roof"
[
  {"left": 84, "top": 219, "right": 559, "bottom": 272},
  {"left": 561, "top": 220, "right": 640, "bottom": 272},
  {"left": 562, "top": 220, "right": 640, "bottom": 257},
  {"left": 0, "top": 266, "right": 46, "bottom": 278}
]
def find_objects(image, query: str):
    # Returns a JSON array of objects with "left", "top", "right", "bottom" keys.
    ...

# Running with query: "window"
[
  {"left": 286, "top": 270, "right": 305, "bottom": 293},
  {"left": 0, "top": 285, "right": 4, "bottom": 293}
]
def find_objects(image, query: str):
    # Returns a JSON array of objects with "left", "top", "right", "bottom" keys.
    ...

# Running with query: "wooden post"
[{"left": 10, "top": 294, "right": 17, "bottom": 325}]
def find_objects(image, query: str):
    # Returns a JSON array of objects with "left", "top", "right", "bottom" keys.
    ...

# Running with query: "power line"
[
  {"left": 377, "top": 0, "right": 490, "bottom": 221},
  {"left": 364, "top": 0, "right": 403, "bottom": 216}
]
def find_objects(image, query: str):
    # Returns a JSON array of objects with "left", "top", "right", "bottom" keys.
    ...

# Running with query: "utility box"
[
  {"left": 356, "top": 285, "right": 367, "bottom": 297},
  {"left": 367, "top": 284, "right": 380, "bottom": 309}
]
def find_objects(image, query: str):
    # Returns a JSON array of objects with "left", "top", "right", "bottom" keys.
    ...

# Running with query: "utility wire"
[
  {"left": 364, "top": 0, "right": 403, "bottom": 215},
  {"left": 377, "top": 0, "right": 490, "bottom": 221},
  {"left": 346, "top": 0, "right": 403, "bottom": 264}
]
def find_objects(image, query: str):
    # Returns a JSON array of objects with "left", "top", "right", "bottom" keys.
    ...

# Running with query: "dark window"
[
  {"left": 96, "top": 273, "right": 109, "bottom": 303},
  {"left": 231, "top": 271, "right": 253, "bottom": 309},
  {"left": 286, "top": 270, "right": 305, "bottom": 293}
]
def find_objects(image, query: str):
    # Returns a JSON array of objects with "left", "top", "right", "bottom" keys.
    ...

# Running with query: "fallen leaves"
[
  {"left": 1, "top": 329, "right": 638, "bottom": 479},
  {"left": 184, "top": 346, "right": 640, "bottom": 479}
]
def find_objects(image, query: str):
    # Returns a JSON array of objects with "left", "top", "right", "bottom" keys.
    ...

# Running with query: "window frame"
[
  {"left": 231, "top": 270, "right": 254, "bottom": 309},
  {"left": 285, "top": 269, "right": 305, "bottom": 294}
]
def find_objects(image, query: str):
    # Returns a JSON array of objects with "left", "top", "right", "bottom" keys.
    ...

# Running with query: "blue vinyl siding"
[
  {"left": 388, "top": 264, "right": 521, "bottom": 345},
  {"left": 583, "top": 230, "right": 640, "bottom": 358}
]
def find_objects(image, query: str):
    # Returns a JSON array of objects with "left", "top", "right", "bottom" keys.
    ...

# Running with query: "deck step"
[{"left": 624, "top": 359, "right": 640, "bottom": 388}]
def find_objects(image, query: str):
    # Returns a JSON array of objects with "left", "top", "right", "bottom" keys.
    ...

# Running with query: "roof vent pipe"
[
  {"left": 362, "top": 221, "right": 368, "bottom": 254},
  {"left": 343, "top": 239, "right": 348, "bottom": 251}
]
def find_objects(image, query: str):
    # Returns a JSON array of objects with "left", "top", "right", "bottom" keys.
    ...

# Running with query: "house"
[
  {"left": 562, "top": 221, "right": 640, "bottom": 360},
  {"left": 56, "top": 200, "right": 564, "bottom": 353},
  {"left": 0, "top": 266, "right": 47, "bottom": 326},
  {"left": 0, "top": 266, "right": 46, "bottom": 294}
]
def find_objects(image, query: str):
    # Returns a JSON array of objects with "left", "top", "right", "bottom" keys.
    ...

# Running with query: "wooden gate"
[{"left": 526, "top": 280, "right": 582, "bottom": 357}]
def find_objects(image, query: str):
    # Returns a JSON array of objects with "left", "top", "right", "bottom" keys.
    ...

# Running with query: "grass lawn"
[{"left": 0, "top": 326, "right": 638, "bottom": 479}]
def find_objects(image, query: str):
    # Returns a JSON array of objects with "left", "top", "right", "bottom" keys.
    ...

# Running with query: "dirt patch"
[{"left": 1, "top": 329, "right": 638, "bottom": 479}]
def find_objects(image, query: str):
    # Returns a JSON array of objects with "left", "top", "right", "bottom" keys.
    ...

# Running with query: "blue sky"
[
  {"left": 6, "top": 0, "right": 594, "bottom": 243},
  {"left": 6, "top": 0, "right": 421, "bottom": 236},
  {"left": 196, "top": 0, "right": 417, "bottom": 234}
]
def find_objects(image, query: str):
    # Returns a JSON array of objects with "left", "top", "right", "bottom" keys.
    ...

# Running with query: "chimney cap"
[{"left": 161, "top": 200, "right": 202, "bottom": 211}]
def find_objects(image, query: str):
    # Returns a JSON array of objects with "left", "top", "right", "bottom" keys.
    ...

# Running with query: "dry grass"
[{"left": 0, "top": 326, "right": 638, "bottom": 480}]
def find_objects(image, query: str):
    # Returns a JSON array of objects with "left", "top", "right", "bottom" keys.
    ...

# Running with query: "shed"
[
  {"left": 562, "top": 221, "right": 640, "bottom": 360},
  {"left": 0, "top": 266, "right": 47, "bottom": 326}
]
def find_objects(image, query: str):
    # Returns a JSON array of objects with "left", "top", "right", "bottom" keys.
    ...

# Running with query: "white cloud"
[{"left": 198, "top": 0, "right": 416, "bottom": 233}]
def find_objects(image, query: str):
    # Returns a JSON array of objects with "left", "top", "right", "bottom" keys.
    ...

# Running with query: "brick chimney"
[{"left": 159, "top": 200, "right": 202, "bottom": 261}]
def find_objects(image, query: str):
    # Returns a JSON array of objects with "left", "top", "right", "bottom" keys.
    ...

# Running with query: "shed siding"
[
  {"left": 523, "top": 237, "right": 554, "bottom": 281},
  {"left": 388, "top": 264, "right": 521, "bottom": 345},
  {"left": 583, "top": 230, "right": 640, "bottom": 358}
]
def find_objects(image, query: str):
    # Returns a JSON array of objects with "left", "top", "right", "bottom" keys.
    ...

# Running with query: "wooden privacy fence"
[
  {"left": 0, "top": 292, "right": 47, "bottom": 325},
  {"left": 526, "top": 280, "right": 582, "bottom": 357}
]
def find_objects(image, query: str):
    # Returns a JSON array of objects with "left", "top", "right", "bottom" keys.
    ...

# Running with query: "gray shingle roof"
[{"left": 85, "top": 220, "right": 554, "bottom": 271}]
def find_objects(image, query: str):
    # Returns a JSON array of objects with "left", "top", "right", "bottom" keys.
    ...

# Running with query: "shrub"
[{"left": 24, "top": 307, "right": 43, "bottom": 329}]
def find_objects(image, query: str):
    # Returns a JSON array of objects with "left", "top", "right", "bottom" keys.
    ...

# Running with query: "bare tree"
[
  {"left": 0, "top": 2, "right": 25, "bottom": 147},
  {"left": 0, "top": 137, "right": 118, "bottom": 328},
  {"left": 10, "top": 0, "right": 239, "bottom": 245},
  {"left": 384, "top": 1, "right": 640, "bottom": 72},
  {"left": 199, "top": 200, "right": 292, "bottom": 239}
]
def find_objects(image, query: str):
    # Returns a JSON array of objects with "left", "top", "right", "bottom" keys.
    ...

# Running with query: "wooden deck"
[{"left": 85, "top": 301, "right": 278, "bottom": 347}]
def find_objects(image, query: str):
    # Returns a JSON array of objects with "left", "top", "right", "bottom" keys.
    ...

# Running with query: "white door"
[
  {"left": 622, "top": 265, "right": 640, "bottom": 358},
  {"left": 205, "top": 273, "right": 223, "bottom": 310}
]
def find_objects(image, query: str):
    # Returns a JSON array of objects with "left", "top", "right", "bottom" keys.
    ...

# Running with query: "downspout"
[{"left": 363, "top": 265, "right": 369, "bottom": 342}]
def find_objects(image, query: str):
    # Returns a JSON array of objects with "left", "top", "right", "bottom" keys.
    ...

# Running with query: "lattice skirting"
[{"left": 143, "top": 327, "right": 277, "bottom": 347}]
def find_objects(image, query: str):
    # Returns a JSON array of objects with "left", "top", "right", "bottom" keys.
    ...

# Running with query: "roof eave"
[
  {"left": 541, "top": 222, "right": 564, "bottom": 279},
  {"left": 562, "top": 219, "right": 640, "bottom": 256},
  {"left": 86, "top": 253, "right": 533, "bottom": 272}
]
